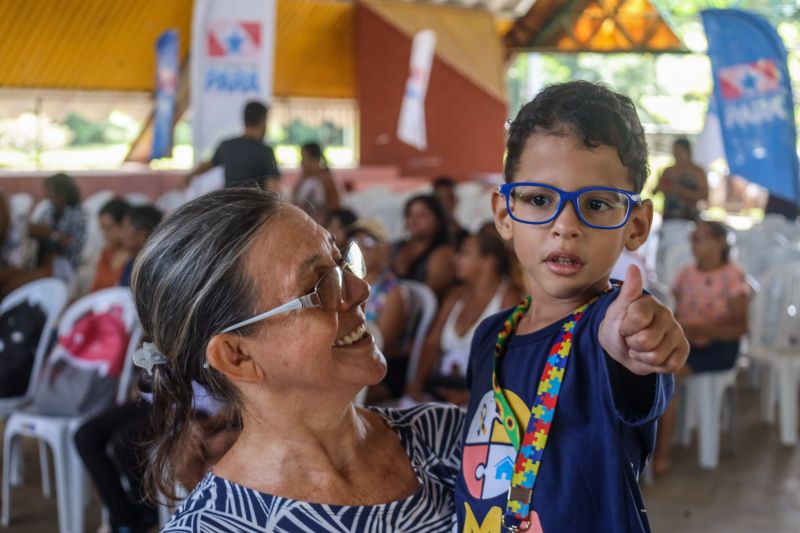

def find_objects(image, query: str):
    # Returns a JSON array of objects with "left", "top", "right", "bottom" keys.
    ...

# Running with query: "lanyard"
[{"left": 492, "top": 296, "right": 597, "bottom": 532}]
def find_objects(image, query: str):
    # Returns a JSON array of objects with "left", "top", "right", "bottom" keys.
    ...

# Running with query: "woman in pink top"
[{"left": 653, "top": 220, "right": 751, "bottom": 475}]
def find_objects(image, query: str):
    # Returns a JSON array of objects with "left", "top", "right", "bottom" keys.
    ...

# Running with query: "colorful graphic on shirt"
[{"left": 462, "top": 389, "right": 530, "bottom": 500}]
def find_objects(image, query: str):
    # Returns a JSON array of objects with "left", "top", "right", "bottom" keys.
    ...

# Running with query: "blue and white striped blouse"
[{"left": 163, "top": 404, "right": 465, "bottom": 532}]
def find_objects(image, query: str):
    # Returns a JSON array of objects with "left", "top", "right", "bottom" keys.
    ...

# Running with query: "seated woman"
[
  {"left": 0, "top": 173, "right": 87, "bottom": 295},
  {"left": 652, "top": 220, "right": 751, "bottom": 475},
  {"left": 390, "top": 194, "right": 455, "bottom": 299},
  {"left": 131, "top": 188, "right": 464, "bottom": 531},
  {"left": 407, "top": 231, "right": 520, "bottom": 405},
  {"left": 292, "top": 142, "right": 341, "bottom": 225},
  {"left": 88, "top": 198, "right": 131, "bottom": 292},
  {"left": 347, "top": 218, "right": 410, "bottom": 403}
]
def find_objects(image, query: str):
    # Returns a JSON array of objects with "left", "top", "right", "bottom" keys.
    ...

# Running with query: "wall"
[{"left": 356, "top": 3, "right": 507, "bottom": 181}]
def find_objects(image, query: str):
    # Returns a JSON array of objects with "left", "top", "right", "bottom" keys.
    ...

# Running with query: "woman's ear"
[
  {"left": 206, "top": 334, "right": 264, "bottom": 383},
  {"left": 491, "top": 190, "right": 514, "bottom": 240},
  {"left": 624, "top": 199, "right": 653, "bottom": 251}
]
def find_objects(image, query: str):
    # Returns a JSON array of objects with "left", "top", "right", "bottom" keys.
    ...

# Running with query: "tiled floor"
[{"left": 2, "top": 383, "right": 799, "bottom": 532}]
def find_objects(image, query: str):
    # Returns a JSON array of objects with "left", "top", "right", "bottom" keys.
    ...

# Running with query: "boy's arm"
[{"left": 599, "top": 265, "right": 689, "bottom": 377}]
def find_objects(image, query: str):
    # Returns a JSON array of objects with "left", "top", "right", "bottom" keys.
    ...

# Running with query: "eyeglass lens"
[
  {"left": 317, "top": 243, "right": 367, "bottom": 311},
  {"left": 509, "top": 185, "right": 630, "bottom": 228}
]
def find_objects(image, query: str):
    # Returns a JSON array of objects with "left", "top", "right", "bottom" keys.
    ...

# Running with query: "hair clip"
[
  {"left": 134, "top": 342, "right": 168, "bottom": 376},
  {"left": 504, "top": 119, "right": 513, "bottom": 131}
]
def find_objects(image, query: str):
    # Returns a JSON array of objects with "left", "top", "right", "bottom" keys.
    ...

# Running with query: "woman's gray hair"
[{"left": 131, "top": 187, "right": 283, "bottom": 502}]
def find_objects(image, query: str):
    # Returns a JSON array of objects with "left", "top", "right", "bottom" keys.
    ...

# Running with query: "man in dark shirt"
[{"left": 185, "top": 101, "right": 280, "bottom": 190}]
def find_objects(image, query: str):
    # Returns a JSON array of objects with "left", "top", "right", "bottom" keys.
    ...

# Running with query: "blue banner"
[
  {"left": 702, "top": 9, "right": 800, "bottom": 205},
  {"left": 152, "top": 30, "right": 179, "bottom": 160}
]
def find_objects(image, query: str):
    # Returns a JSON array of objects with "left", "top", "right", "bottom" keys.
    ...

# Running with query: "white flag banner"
[
  {"left": 397, "top": 30, "right": 436, "bottom": 151},
  {"left": 190, "top": 0, "right": 276, "bottom": 163}
]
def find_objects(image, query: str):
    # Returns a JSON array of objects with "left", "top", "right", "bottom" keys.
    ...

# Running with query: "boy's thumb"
[{"left": 616, "top": 265, "right": 644, "bottom": 306}]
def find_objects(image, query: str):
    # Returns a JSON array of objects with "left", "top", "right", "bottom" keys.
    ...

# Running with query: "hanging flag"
[
  {"left": 190, "top": 0, "right": 276, "bottom": 162},
  {"left": 152, "top": 30, "right": 179, "bottom": 160},
  {"left": 702, "top": 9, "right": 800, "bottom": 205},
  {"left": 397, "top": 30, "right": 436, "bottom": 151}
]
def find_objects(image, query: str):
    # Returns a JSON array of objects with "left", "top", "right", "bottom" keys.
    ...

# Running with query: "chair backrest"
[
  {"left": 57, "top": 287, "right": 142, "bottom": 404},
  {"left": 81, "top": 190, "right": 116, "bottom": 262},
  {"left": 659, "top": 240, "right": 694, "bottom": 288},
  {"left": 156, "top": 190, "right": 187, "bottom": 215},
  {"left": 749, "top": 260, "right": 800, "bottom": 355},
  {"left": 125, "top": 192, "right": 152, "bottom": 206},
  {"left": 0, "top": 277, "right": 69, "bottom": 398},
  {"left": 733, "top": 230, "right": 788, "bottom": 278},
  {"left": 399, "top": 280, "right": 438, "bottom": 386},
  {"left": 30, "top": 198, "right": 52, "bottom": 224},
  {"left": 9, "top": 193, "right": 33, "bottom": 219}
]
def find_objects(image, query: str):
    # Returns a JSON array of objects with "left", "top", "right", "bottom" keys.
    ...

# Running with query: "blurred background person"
[
  {"left": 653, "top": 220, "right": 750, "bottom": 475},
  {"left": 0, "top": 173, "right": 87, "bottom": 295},
  {"left": 390, "top": 194, "right": 455, "bottom": 300},
  {"left": 293, "top": 142, "right": 341, "bottom": 224},
  {"left": 185, "top": 101, "right": 280, "bottom": 191},
  {"left": 348, "top": 218, "right": 410, "bottom": 404},
  {"left": 326, "top": 208, "right": 358, "bottom": 249},
  {"left": 432, "top": 175, "right": 468, "bottom": 245},
  {"left": 406, "top": 231, "right": 519, "bottom": 405},
  {"left": 655, "top": 137, "right": 709, "bottom": 221},
  {"left": 89, "top": 198, "right": 131, "bottom": 292}
]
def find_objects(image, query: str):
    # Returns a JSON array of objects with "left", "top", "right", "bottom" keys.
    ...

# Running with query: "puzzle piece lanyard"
[{"left": 492, "top": 295, "right": 597, "bottom": 532}]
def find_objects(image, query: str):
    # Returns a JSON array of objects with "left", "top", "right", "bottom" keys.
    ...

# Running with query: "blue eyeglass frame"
[{"left": 498, "top": 182, "right": 642, "bottom": 230}]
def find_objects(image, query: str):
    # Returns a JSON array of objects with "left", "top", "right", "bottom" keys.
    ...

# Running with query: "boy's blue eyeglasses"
[{"left": 498, "top": 182, "right": 642, "bottom": 230}]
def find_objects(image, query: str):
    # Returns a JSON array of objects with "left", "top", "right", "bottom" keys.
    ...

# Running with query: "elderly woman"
[{"left": 131, "top": 188, "right": 464, "bottom": 531}]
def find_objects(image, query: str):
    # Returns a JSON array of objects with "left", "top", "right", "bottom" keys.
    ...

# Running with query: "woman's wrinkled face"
[
  {"left": 241, "top": 206, "right": 386, "bottom": 393},
  {"left": 405, "top": 201, "right": 438, "bottom": 239}
]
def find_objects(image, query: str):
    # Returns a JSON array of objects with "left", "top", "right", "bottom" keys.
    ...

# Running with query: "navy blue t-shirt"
[{"left": 456, "top": 287, "right": 673, "bottom": 533}]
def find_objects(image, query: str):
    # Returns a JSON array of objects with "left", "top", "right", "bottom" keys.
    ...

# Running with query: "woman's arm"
[
  {"left": 376, "top": 286, "right": 407, "bottom": 356},
  {"left": 424, "top": 245, "right": 455, "bottom": 299},
  {"left": 321, "top": 172, "right": 341, "bottom": 210},
  {"left": 406, "top": 288, "right": 461, "bottom": 400}
]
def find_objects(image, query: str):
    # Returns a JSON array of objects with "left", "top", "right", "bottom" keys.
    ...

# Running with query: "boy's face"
[{"left": 492, "top": 133, "right": 652, "bottom": 303}]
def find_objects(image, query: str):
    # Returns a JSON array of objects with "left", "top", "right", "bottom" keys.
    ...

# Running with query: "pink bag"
[
  {"left": 56, "top": 305, "right": 128, "bottom": 378},
  {"left": 32, "top": 305, "right": 130, "bottom": 416}
]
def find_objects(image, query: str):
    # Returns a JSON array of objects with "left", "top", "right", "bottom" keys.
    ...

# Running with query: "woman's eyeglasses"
[
  {"left": 221, "top": 241, "right": 367, "bottom": 333},
  {"left": 498, "top": 182, "right": 641, "bottom": 230}
]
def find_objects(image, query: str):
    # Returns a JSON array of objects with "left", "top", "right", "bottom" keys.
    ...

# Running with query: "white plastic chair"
[
  {"left": 125, "top": 192, "right": 151, "bottom": 206},
  {"left": 748, "top": 261, "right": 800, "bottom": 445},
  {"left": 678, "top": 368, "right": 738, "bottom": 469},
  {"left": 658, "top": 239, "right": 694, "bottom": 288},
  {"left": 30, "top": 199, "right": 52, "bottom": 224},
  {"left": 399, "top": 281, "right": 439, "bottom": 387},
  {"left": 3, "top": 193, "right": 35, "bottom": 268},
  {"left": 0, "top": 278, "right": 69, "bottom": 491},
  {"left": 156, "top": 190, "right": 187, "bottom": 215},
  {"left": 732, "top": 230, "right": 788, "bottom": 279},
  {"left": 1, "top": 287, "right": 143, "bottom": 533},
  {"left": 0, "top": 278, "right": 69, "bottom": 419}
]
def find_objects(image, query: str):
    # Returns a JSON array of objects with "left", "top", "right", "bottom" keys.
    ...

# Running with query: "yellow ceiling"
[{"left": 0, "top": 0, "right": 355, "bottom": 98}]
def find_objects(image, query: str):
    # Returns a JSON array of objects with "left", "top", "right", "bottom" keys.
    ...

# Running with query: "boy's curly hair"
[{"left": 504, "top": 81, "right": 649, "bottom": 193}]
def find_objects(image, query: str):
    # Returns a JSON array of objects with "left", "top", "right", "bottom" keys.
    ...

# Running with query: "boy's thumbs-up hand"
[{"left": 599, "top": 265, "right": 689, "bottom": 376}]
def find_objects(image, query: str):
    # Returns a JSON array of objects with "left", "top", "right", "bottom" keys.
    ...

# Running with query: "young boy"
[
  {"left": 118, "top": 205, "right": 163, "bottom": 287},
  {"left": 456, "top": 81, "right": 689, "bottom": 533}
]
